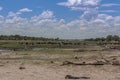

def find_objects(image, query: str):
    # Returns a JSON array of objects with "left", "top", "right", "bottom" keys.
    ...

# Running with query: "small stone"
[{"left": 19, "top": 66, "right": 26, "bottom": 70}]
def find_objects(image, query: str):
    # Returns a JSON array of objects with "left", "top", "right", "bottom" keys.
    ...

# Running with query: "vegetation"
[
  {"left": 0, "top": 35, "right": 60, "bottom": 41},
  {"left": 85, "top": 35, "right": 120, "bottom": 42},
  {"left": 0, "top": 34, "right": 120, "bottom": 50}
]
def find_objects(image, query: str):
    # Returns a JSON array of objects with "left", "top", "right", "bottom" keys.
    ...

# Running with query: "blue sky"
[{"left": 0, "top": 0, "right": 120, "bottom": 39}]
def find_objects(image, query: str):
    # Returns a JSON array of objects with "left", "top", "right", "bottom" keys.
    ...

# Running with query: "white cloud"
[
  {"left": 57, "top": 0, "right": 100, "bottom": 11},
  {"left": 58, "top": 0, "right": 101, "bottom": 21},
  {"left": 19, "top": 8, "right": 32, "bottom": 13},
  {"left": 0, "top": 7, "right": 3, "bottom": 11},
  {"left": 0, "top": 1, "right": 119, "bottom": 39},
  {"left": 97, "top": 14, "right": 113, "bottom": 20},
  {"left": 16, "top": 8, "right": 32, "bottom": 15},
  {"left": 6, "top": 11, "right": 27, "bottom": 24},
  {"left": 31, "top": 10, "right": 55, "bottom": 24},
  {"left": 39, "top": 10, "right": 54, "bottom": 19},
  {"left": 0, "top": 9, "right": 120, "bottom": 39},
  {"left": 7, "top": 12, "right": 18, "bottom": 17},
  {"left": 102, "top": 3, "right": 120, "bottom": 7},
  {"left": 0, "top": 15, "right": 4, "bottom": 19},
  {"left": 7, "top": 8, "right": 32, "bottom": 18},
  {"left": 5, "top": 16, "right": 26, "bottom": 24},
  {"left": 80, "top": 9, "right": 98, "bottom": 20},
  {"left": 0, "top": 15, "right": 4, "bottom": 23}
]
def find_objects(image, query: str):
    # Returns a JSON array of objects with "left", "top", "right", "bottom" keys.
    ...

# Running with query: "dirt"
[{"left": 0, "top": 50, "right": 120, "bottom": 80}]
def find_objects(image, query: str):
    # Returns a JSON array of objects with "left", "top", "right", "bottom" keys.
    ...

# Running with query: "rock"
[
  {"left": 74, "top": 56, "right": 79, "bottom": 59},
  {"left": 61, "top": 61, "right": 74, "bottom": 66},
  {"left": 65, "top": 75, "right": 90, "bottom": 79},
  {"left": 80, "top": 77, "right": 90, "bottom": 79},
  {"left": 65, "top": 75, "right": 80, "bottom": 79},
  {"left": 91, "top": 61, "right": 105, "bottom": 65},
  {"left": 112, "top": 60, "right": 120, "bottom": 65},
  {"left": 19, "top": 66, "right": 26, "bottom": 70},
  {"left": 0, "top": 64, "right": 4, "bottom": 67},
  {"left": 50, "top": 61, "right": 54, "bottom": 64}
]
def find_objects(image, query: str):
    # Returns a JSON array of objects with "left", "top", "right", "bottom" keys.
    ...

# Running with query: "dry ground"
[{"left": 0, "top": 49, "right": 120, "bottom": 80}]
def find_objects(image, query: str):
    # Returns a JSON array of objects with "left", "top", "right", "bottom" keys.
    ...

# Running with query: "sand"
[
  {"left": 0, "top": 61, "right": 119, "bottom": 80},
  {"left": 0, "top": 50, "right": 120, "bottom": 80}
]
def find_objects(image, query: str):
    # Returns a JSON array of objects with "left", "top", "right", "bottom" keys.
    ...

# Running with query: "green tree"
[
  {"left": 106, "top": 35, "right": 113, "bottom": 41},
  {"left": 113, "top": 35, "right": 119, "bottom": 41}
]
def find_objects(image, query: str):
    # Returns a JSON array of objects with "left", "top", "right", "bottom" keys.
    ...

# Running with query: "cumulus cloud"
[
  {"left": 39, "top": 10, "right": 54, "bottom": 19},
  {"left": 0, "top": 8, "right": 120, "bottom": 39},
  {"left": 0, "top": 1, "right": 119, "bottom": 38},
  {"left": 6, "top": 11, "right": 28, "bottom": 24},
  {"left": 58, "top": 13, "right": 120, "bottom": 38},
  {"left": 57, "top": 0, "right": 100, "bottom": 11},
  {"left": 80, "top": 9, "right": 98, "bottom": 20},
  {"left": 7, "top": 8, "right": 32, "bottom": 18},
  {"left": 58, "top": 0, "right": 101, "bottom": 21},
  {"left": 31, "top": 10, "right": 55, "bottom": 24},
  {"left": 7, "top": 12, "right": 18, "bottom": 17},
  {"left": 0, "top": 10, "right": 60, "bottom": 37}
]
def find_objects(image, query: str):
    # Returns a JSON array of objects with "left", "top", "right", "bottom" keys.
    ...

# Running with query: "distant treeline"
[
  {"left": 85, "top": 35, "right": 120, "bottom": 42},
  {"left": 0, "top": 35, "right": 60, "bottom": 41},
  {"left": 0, "top": 34, "right": 120, "bottom": 42}
]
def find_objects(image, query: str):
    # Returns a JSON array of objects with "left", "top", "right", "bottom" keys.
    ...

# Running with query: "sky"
[{"left": 0, "top": 0, "right": 120, "bottom": 39}]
